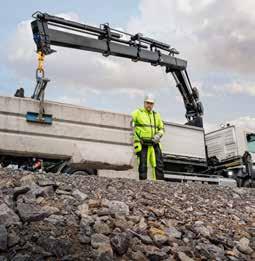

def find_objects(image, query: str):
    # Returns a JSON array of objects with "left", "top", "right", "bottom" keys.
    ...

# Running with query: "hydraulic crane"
[{"left": 30, "top": 11, "right": 204, "bottom": 127}]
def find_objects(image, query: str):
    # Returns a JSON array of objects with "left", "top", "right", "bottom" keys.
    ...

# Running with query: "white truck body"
[
  {"left": 206, "top": 125, "right": 255, "bottom": 162},
  {"left": 0, "top": 96, "right": 207, "bottom": 172},
  {"left": 162, "top": 122, "right": 206, "bottom": 160}
]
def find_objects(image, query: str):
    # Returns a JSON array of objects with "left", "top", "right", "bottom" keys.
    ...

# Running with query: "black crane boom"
[{"left": 31, "top": 11, "right": 204, "bottom": 127}]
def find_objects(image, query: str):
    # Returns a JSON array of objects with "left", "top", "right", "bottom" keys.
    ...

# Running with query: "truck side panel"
[
  {"left": 206, "top": 126, "right": 238, "bottom": 162},
  {"left": 162, "top": 123, "right": 206, "bottom": 160}
]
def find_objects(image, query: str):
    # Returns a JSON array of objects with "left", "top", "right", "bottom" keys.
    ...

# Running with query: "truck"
[
  {"left": 0, "top": 95, "right": 206, "bottom": 177},
  {"left": 1, "top": 12, "right": 205, "bottom": 175},
  {"left": 0, "top": 12, "right": 253, "bottom": 187},
  {"left": 206, "top": 125, "right": 255, "bottom": 187},
  {"left": 0, "top": 94, "right": 238, "bottom": 186}
]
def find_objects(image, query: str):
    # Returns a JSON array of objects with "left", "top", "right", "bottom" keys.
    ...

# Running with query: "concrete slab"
[{"left": 0, "top": 96, "right": 134, "bottom": 170}]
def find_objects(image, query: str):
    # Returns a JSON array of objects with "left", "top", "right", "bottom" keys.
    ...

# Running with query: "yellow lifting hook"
[{"left": 36, "top": 51, "right": 45, "bottom": 79}]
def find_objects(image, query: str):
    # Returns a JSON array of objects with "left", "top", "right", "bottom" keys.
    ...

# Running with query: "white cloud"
[
  {"left": 205, "top": 116, "right": 255, "bottom": 134},
  {"left": 2, "top": 2, "right": 255, "bottom": 126},
  {"left": 112, "top": 88, "right": 145, "bottom": 98},
  {"left": 128, "top": 0, "right": 255, "bottom": 75},
  {"left": 223, "top": 82, "right": 255, "bottom": 96},
  {"left": 5, "top": 2, "right": 255, "bottom": 97},
  {"left": 205, "top": 117, "right": 255, "bottom": 134},
  {"left": 229, "top": 116, "right": 255, "bottom": 130},
  {"left": 4, "top": 13, "right": 172, "bottom": 95},
  {"left": 199, "top": 81, "right": 255, "bottom": 97}
]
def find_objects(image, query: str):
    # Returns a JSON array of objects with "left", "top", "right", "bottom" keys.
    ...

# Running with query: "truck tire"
[
  {"left": 72, "top": 170, "right": 91, "bottom": 176},
  {"left": 63, "top": 166, "right": 97, "bottom": 176}
]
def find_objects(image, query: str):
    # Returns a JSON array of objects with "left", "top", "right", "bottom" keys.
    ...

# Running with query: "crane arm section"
[{"left": 31, "top": 11, "right": 204, "bottom": 127}]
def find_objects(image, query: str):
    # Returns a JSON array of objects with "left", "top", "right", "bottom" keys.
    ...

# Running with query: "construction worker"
[{"left": 131, "top": 94, "right": 164, "bottom": 180}]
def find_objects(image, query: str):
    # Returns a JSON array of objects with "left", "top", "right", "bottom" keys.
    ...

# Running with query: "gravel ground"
[{"left": 0, "top": 168, "right": 254, "bottom": 260}]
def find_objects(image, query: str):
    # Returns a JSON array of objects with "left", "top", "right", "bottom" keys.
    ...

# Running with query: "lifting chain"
[{"left": 36, "top": 51, "right": 45, "bottom": 80}]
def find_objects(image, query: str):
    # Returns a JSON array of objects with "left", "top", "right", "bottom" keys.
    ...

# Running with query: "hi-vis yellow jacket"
[{"left": 131, "top": 108, "right": 164, "bottom": 143}]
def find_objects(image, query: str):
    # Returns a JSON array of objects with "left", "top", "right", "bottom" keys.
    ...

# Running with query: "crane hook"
[{"left": 36, "top": 51, "right": 45, "bottom": 80}]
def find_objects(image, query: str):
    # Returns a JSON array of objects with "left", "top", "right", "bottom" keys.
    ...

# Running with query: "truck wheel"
[
  {"left": 72, "top": 170, "right": 90, "bottom": 176},
  {"left": 62, "top": 165, "right": 97, "bottom": 175}
]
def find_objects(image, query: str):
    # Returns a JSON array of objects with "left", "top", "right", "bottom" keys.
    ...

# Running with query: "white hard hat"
[{"left": 144, "top": 94, "right": 155, "bottom": 103}]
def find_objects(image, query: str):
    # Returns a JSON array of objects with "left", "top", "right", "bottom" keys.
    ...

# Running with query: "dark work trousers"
[{"left": 138, "top": 143, "right": 164, "bottom": 180}]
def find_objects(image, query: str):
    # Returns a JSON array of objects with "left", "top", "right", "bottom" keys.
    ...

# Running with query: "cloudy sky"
[{"left": 1, "top": 0, "right": 255, "bottom": 131}]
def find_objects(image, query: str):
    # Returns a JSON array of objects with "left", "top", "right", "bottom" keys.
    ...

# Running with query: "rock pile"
[{"left": 0, "top": 168, "right": 254, "bottom": 260}]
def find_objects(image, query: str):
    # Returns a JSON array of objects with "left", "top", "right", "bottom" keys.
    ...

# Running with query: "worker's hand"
[
  {"left": 152, "top": 133, "right": 162, "bottom": 144},
  {"left": 134, "top": 142, "right": 142, "bottom": 156}
]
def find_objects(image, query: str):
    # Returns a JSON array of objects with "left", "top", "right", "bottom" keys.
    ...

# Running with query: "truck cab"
[{"left": 206, "top": 125, "right": 255, "bottom": 187}]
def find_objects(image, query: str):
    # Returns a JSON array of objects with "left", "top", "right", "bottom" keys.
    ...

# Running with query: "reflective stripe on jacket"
[{"left": 131, "top": 108, "right": 164, "bottom": 142}]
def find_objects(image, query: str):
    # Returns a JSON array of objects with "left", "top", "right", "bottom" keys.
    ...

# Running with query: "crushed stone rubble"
[{"left": 0, "top": 168, "right": 254, "bottom": 260}]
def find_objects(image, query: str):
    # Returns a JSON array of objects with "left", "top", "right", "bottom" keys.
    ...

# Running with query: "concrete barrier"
[{"left": 0, "top": 96, "right": 134, "bottom": 170}]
